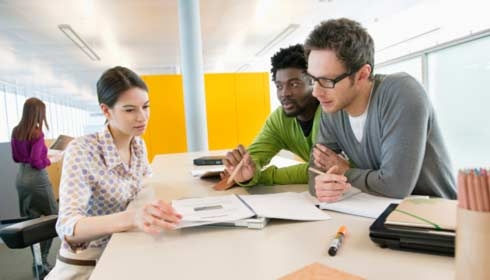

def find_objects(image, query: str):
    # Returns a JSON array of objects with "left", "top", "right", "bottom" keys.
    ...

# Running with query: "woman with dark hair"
[
  {"left": 45, "top": 66, "right": 182, "bottom": 279},
  {"left": 11, "top": 97, "right": 60, "bottom": 277}
]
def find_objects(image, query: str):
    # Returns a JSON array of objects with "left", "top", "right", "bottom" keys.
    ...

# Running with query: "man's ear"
[
  {"left": 357, "top": 64, "right": 372, "bottom": 82},
  {"left": 100, "top": 103, "right": 111, "bottom": 120}
]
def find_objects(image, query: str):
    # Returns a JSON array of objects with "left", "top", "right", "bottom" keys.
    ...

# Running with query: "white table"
[{"left": 90, "top": 152, "right": 454, "bottom": 279}]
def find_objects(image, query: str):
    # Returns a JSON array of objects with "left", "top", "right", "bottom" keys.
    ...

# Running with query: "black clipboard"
[{"left": 49, "top": 135, "right": 74, "bottom": 151}]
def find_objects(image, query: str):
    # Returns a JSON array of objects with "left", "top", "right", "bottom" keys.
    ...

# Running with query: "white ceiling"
[{"left": 0, "top": 0, "right": 488, "bottom": 112}]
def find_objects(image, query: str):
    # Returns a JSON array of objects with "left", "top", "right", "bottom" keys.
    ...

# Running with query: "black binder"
[{"left": 369, "top": 204, "right": 455, "bottom": 256}]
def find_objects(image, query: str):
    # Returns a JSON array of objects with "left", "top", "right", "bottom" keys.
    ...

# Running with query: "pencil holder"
[{"left": 455, "top": 208, "right": 490, "bottom": 280}]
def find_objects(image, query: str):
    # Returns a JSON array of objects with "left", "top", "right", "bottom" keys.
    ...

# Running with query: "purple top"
[{"left": 11, "top": 131, "right": 51, "bottom": 169}]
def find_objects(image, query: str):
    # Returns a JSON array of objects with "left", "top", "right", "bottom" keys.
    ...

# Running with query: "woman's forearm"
[{"left": 65, "top": 210, "right": 136, "bottom": 245}]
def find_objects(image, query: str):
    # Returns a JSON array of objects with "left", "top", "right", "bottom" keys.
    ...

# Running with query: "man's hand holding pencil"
[
  {"left": 224, "top": 144, "right": 256, "bottom": 184},
  {"left": 309, "top": 166, "right": 352, "bottom": 203}
]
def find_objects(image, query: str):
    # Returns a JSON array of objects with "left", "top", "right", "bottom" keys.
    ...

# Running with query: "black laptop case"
[{"left": 369, "top": 204, "right": 455, "bottom": 256}]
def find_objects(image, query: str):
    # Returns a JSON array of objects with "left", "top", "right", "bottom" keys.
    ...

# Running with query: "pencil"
[
  {"left": 473, "top": 169, "right": 484, "bottom": 211},
  {"left": 308, "top": 167, "right": 325, "bottom": 175},
  {"left": 457, "top": 170, "right": 468, "bottom": 210},
  {"left": 467, "top": 170, "right": 478, "bottom": 211},
  {"left": 480, "top": 169, "right": 490, "bottom": 212},
  {"left": 226, "top": 159, "right": 245, "bottom": 184}
]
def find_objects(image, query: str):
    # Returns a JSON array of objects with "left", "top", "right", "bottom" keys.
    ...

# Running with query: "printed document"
[
  {"left": 173, "top": 195, "right": 255, "bottom": 228},
  {"left": 306, "top": 189, "right": 401, "bottom": 219},
  {"left": 172, "top": 192, "right": 330, "bottom": 229}
]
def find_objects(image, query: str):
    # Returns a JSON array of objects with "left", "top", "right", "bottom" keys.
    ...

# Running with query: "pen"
[
  {"left": 226, "top": 159, "right": 244, "bottom": 184},
  {"left": 328, "top": 225, "right": 347, "bottom": 256}
]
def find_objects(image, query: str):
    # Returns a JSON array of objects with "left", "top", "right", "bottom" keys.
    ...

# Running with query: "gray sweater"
[{"left": 309, "top": 73, "right": 456, "bottom": 199}]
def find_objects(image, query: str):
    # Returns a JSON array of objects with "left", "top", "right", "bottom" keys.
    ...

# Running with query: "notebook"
[
  {"left": 315, "top": 188, "right": 401, "bottom": 219},
  {"left": 369, "top": 203, "right": 454, "bottom": 255},
  {"left": 384, "top": 197, "right": 457, "bottom": 231}
]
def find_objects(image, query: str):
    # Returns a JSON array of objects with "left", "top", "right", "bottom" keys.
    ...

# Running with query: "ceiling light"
[
  {"left": 236, "top": 64, "right": 250, "bottom": 72},
  {"left": 58, "top": 24, "right": 100, "bottom": 61},
  {"left": 255, "top": 24, "right": 300, "bottom": 57},
  {"left": 376, "top": 27, "right": 441, "bottom": 53}
]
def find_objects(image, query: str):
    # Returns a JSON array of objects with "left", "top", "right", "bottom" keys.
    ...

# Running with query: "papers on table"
[
  {"left": 173, "top": 195, "right": 255, "bottom": 228},
  {"left": 240, "top": 192, "right": 329, "bottom": 221},
  {"left": 190, "top": 166, "right": 224, "bottom": 177},
  {"left": 311, "top": 188, "right": 402, "bottom": 219},
  {"left": 172, "top": 192, "right": 331, "bottom": 229}
]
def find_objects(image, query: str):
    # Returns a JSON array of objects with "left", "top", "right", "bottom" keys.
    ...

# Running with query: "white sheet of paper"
[
  {"left": 190, "top": 166, "right": 224, "bottom": 177},
  {"left": 172, "top": 195, "right": 255, "bottom": 228},
  {"left": 317, "top": 191, "right": 401, "bottom": 219},
  {"left": 240, "top": 192, "right": 330, "bottom": 221}
]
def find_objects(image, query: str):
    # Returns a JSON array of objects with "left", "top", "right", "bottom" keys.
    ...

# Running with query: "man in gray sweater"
[{"left": 304, "top": 18, "right": 456, "bottom": 201}]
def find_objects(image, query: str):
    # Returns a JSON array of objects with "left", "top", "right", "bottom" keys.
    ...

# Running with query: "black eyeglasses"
[{"left": 304, "top": 71, "right": 353, "bottom": 89}]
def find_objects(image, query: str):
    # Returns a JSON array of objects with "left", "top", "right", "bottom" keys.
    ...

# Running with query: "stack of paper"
[{"left": 172, "top": 192, "right": 331, "bottom": 229}]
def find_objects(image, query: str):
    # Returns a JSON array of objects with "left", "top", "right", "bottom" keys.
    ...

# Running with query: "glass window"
[
  {"left": 0, "top": 84, "right": 8, "bottom": 142},
  {"left": 5, "top": 89, "right": 19, "bottom": 134},
  {"left": 45, "top": 98, "right": 55, "bottom": 139},
  {"left": 16, "top": 93, "right": 26, "bottom": 120},
  {"left": 52, "top": 102, "right": 60, "bottom": 135},
  {"left": 376, "top": 57, "right": 423, "bottom": 84},
  {"left": 428, "top": 35, "right": 490, "bottom": 171},
  {"left": 0, "top": 83, "right": 89, "bottom": 141}
]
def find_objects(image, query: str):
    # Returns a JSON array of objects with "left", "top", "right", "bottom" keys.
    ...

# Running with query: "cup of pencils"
[{"left": 455, "top": 169, "right": 490, "bottom": 280}]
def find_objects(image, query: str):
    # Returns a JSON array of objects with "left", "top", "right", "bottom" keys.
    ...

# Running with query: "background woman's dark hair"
[
  {"left": 304, "top": 18, "right": 375, "bottom": 79},
  {"left": 270, "top": 44, "right": 308, "bottom": 81},
  {"left": 12, "top": 97, "right": 49, "bottom": 141},
  {"left": 96, "top": 66, "right": 148, "bottom": 108}
]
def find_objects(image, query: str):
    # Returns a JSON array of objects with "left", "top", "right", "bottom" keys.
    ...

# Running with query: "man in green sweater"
[{"left": 224, "top": 44, "right": 321, "bottom": 186}]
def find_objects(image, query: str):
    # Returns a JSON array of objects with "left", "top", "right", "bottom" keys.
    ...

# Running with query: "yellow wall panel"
[
  {"left": 142, "top": 72, "right": 270, "bottom": 158},
  {"left": 141, "top": 75, "right": 187, "bottom": 161},
  {"left": 204, "top": 73, "right": 238, "bottom": 150},
  {"left": 235, "top": 73, "right": 270, "bottom": 146}
]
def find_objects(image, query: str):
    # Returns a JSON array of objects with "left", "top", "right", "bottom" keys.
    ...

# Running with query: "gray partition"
[{"left": 0, "top": 142, "right": 21, "bottom": 220}]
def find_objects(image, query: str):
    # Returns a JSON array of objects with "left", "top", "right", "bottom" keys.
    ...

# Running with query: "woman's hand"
[
  {"left": 135, "top": 200, "right": 182, "bottom": 234},
  {"left": 48, "top": 151, "right": 64, "bottom": 163}
]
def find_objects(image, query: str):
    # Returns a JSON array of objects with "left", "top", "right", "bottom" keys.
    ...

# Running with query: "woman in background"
[
  {"left": 11, "top": 97, "right": 60, "bottom": 277},
  {"left": 45, "top": 66, "right": 182, "bottom": 280}
]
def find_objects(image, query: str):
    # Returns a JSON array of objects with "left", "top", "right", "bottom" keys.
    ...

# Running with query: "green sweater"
[{"left": 240, "top": 105, "right": 322, "bottom": 187}]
